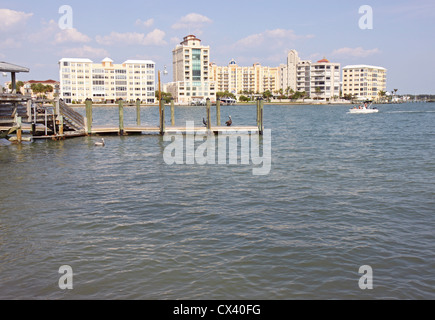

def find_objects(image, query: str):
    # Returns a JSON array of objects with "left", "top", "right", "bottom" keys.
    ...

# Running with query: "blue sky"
[{"left": 1, "top": 0, "right": 434, "bottom": 94}]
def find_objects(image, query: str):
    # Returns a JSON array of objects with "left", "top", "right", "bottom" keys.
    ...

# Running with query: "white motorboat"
[
  {"left": 349, "top": 107, "right": 379, "bottom": 114},
  {"left": 349, "top": 101, "right": 379, "bottom": 114}
]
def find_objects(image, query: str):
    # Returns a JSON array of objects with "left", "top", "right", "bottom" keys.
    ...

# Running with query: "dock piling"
[
  {"left": 136, "top": 98, "right": 141, "bottom": 126},
  {"left": 160, "top": 100, "right": 165, "bottom": 135},
  {"left": 171, "top": 98, "right": 175, "bottom": 126},
  {"left": 16, "top": 116, "right": 22, "bottom": 143},
  {"left": 259, "top": 98, "right": 264, "bottom": 135},
  {"left": 216, "top": 98, "right": 221, "bottom": 126},
  {"left": 85, "top": 98, "right": 93, "bottom": 135},
  {"left": 118, "top": 99, "right": 125, "bottom": 135},
  {"left": 206, "top": 98, "right": 211, "bottom": 130}
]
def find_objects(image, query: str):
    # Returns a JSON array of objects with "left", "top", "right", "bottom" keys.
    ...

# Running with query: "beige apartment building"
[
  {"left": 59, "top": 57, "right": 156, "bottom": 104},
  {"left": 166, "top": 35, "right": 216, "bottom": 104},
  {"left": 342, "top": 65, "right": 387, "bottom": 101},
  {"left": 211, "top": 59, "right": 279, "bottom": 96}
]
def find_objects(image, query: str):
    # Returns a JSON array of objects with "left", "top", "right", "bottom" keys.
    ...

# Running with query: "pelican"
[
  {"left": 95, "top": 138, "right": 105, "bottom": 147},
  {"left": 203, "top": 118, "right": 208, "bottom": 127},
  {"left": 225, "top": 116, "right": 232, "bottom": 127}
]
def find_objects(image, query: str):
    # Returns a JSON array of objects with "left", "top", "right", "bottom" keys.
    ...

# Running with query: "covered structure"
[{"left": 1, "top": 61, "right": 30, "bottom": 94}]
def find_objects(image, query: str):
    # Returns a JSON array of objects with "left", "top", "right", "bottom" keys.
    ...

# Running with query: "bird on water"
[
  {"left": 226, "top": 116, "right": 232, "bottom": 127},
  {"left": 203, "top": 118, "right": 208, "bottom": 127},
  {"left": 95, "top": 138, "right": 105, "bottom": 147}
]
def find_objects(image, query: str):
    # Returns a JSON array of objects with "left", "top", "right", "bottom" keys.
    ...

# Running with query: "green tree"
[
  {"left": 216, "top": 91, "right": 236, "bottom": 100},
  {"left": 155, "top": 90, "right": 173, "bottom": 103},
  {"left": 262, "top": 90, "right": 272, "bottom": 102},
  {"left": 9, "top": 80, "right": 24, "bottom": 93},
  {"left": 314, "top": 87, "right": 322, "bottom": 100}
]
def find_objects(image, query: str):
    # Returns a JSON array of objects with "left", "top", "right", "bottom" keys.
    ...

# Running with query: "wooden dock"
[
  {"left": 1, "top": 97, "right": 265, "bottom": 142},
  {"left": 90, "top": 125, "right": 259, "bottom": 135}
]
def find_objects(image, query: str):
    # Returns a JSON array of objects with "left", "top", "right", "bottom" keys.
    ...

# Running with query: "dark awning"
[{"left": 0, "top": 61, "right": 30, "bottom": 73}]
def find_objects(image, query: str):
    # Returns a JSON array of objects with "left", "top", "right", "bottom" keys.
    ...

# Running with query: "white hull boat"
[
  {"left": 349, "top": 101, "right": 379, "bottom": 114},
  {"left": 349, "top": 108, "right": 379, "bottom": 114}
]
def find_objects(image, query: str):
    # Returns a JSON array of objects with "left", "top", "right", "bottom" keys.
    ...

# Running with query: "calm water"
[{"left": 1, "top": 103, "right": 434, "bottom": 300}]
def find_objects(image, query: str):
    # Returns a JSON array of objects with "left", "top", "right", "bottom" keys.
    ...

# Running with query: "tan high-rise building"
[
  {"left": 211, "top": 59, "right": 279, "bottom": 96},
  {"left": 342, "top": 65, "right": 387, "bottom": 101},
  {"left": 166, "top": 35, "right": 216, "bottom": 104},
  {"left": 279, "top": 49, "right": 300, "bottom": 94},
  {"left": 59, "top": 57, "right": 156, "bottom": 104}
]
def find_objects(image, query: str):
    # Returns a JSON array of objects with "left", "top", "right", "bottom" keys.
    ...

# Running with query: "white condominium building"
[
  {"left": 211, "top": 59, "right": 279, "bottom": 95},
  {"left": 166, "top": 35, "right": 216, "bottom": 104},
  {"left": 59, "top": 57, "right": 156, "bottom": 104},
  {"left": 296, "top": 58, "right": 341, "bottom": 101},
  {"left": 342, "top": 65, "right": 387, "bottom": 101}
]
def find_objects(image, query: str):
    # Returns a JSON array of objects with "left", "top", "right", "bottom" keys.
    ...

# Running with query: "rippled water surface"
[{"left": 1, "top": 103, "right": 434, "bottom": 299}]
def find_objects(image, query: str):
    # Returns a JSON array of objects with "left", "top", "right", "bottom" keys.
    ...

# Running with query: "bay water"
[{"left": 0, "top": 103, "right": 434, "bottom": 299}]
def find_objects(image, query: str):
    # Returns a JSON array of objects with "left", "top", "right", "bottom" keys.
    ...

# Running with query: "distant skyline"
[{"left": 1, "top": 0, "right": 435, "bottom": 94}]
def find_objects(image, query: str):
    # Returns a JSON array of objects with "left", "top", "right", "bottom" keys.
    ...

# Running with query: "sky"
[{"left": 1, "top": 0, "right": 434, "bottom": 94}]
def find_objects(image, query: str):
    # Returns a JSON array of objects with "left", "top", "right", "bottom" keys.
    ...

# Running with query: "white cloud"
[
  {"left": 235, "top": 29, "right": 314, "bottom": 48},
  {"left": 54, "top": 28, "right": 92, "bottom": 44},
  {"left": 27, "top": 20, "right": 91, "bottom": 45},
  {"left": 331, "top": 47, "right": 380, "bottom": 58},
  {"left": 171, "top": 13, "right": 212, "bottom": 34},
  {"left": 170, "top": 36, "right": 181, "bottom": 44},
  {"left": 96, "top": 29, "right": 166, "bottom": 46},
  {"left": 0, "top": 37, "right": 22, "bottom": 49},
  {"left": 135, "top": 18, "right": 154, "bottom": 28},
  {"left": 0, "top": 9, "right": 33, "bottom": 33},
  {"left": 61, "top": 45, "right": 109, "bottom": 58}
]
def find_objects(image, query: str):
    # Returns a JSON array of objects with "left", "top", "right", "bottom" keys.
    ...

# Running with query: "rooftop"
[
  {"left": 343, "top": 65, "right": 387, "bottom": 71},
  {"left": 0, "top": 61, "right": 30, "bottom": 73}
]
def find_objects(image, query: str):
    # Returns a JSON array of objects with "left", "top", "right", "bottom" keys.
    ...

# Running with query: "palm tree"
[
  {"left": 315, "top": 87, "right": 322, "bottom": 100},
  {"left": 378, "top": 90, "right": 387, "bottom": 103}
]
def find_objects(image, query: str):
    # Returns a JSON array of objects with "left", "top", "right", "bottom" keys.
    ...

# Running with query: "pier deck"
[{"left": 91, "top": 125, "right": 259, "bottom": 135}]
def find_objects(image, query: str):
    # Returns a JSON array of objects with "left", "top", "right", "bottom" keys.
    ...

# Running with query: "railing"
[{"left": 58, "top": 99, "right": 86, "bottom": 130}]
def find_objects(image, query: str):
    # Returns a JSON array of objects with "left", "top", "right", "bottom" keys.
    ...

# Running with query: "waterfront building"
[
  {"left": 279, "top": 50, "right": 300, "bottom": 94},
  {"left": 58, "top": 57, "right": 156, "bottom": 104},
  {"left": 166, "top": 35, "right": 215, "bottom": 104},
  {"left": 4, "top": 79, "right": 60, "bottom": 100},
  {"left": 210, "top": 59, "right": 279, "bottom": 97},
  {"left": 279, "top": 50, "right": 341, "bottom": 101},
  {"left": 295, "top": 58, "right": 341, "bottom": 101},
  {"left": 342, "top": 65, "right": 387, "bottom": 101}
]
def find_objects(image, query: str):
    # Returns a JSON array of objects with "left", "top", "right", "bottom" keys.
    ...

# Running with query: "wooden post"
[
  {"left": 44, "top": 108, "right": 48, "bottom": 136},
  {"left": 136, "top": 98, "right": 141, "bottom": 126},
  {"left": 85, "top": 98, "right": 93, "bottom": 135},
  {"left": 58, "top": 115, "right": 64, "bottom": 136},
  {"left": 171, "top": 98, "right": 175, "bottom": 126},
  {"left": 216, "top": 98, "right": 221, "bottom": 126},
  {"left": 11, "top": 72, "right": 16, "bottom": 94},
  {"left": 26, "top": 100, "right": 32, "bottom": 123},
  {"left": 259, "top": 98, "right": 264, "bottom": 135},
  {"left": 119, "top": 99, "right": 124, "bottom": 135},
  {"left": 55, "top": 98, "right": 60, "bottom": 116},
  {"left": 206, "top": 98, "right": 211, "bottom": 130},
  {"left": 16, "top": 116, "right": 22, "bottom": 143},
  {"left": 160, "top": 99, "right": 165, "bottom": 135},
  {"left": 256, "top": 98, "right": 260, "bottom": 128}
]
